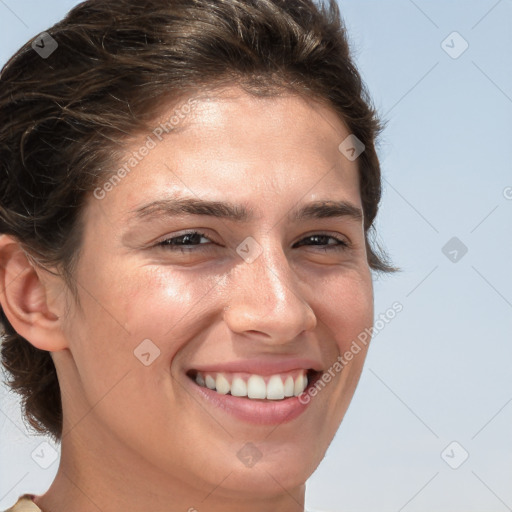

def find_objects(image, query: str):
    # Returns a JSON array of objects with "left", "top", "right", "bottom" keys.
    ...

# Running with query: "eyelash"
[{"left": 156, "top": 231, "right": 349, "bottom": 252}]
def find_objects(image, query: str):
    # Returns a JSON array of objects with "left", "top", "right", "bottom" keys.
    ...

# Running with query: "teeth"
[
  {"left": 205, "top": 374, "right": 216, "bottom": 390},
  {"left": 266, "top": 375, "right": 285, "bottom": 400},
  {"left": 247, "top": 375, "right": 266, "bottom": 399},
  {"left": 194, "top": 370, "right": 309, "bottom": 400},
  {"left": 231, "top": 376, "right": 247, "bottom": 397},
  {"left": 216, "top": 373, "right": 230, "bottom": 395},
  {"left": 294, "top": 373, "right": 307, "bottom": 397},
  {"left": 284, "top": 376, "right": 294, "bottom": 397}
]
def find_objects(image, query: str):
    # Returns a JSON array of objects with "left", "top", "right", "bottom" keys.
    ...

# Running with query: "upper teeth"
[{"left": 195, "top": 371, "right": 308, "bottom": 400}]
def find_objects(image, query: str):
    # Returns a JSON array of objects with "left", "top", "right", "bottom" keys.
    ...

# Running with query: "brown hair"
[{"left": 0, "top": 0, "right": 394, "bottom": 442}]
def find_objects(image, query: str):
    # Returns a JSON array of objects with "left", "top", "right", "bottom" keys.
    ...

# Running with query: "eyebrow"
[{"left": 129, "top": 197, "right": 363, "bottom": 224}]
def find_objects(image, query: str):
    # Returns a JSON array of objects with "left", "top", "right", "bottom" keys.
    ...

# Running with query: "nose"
[{"left": 223, "top": 242, "right": 317, "bottom": 344}]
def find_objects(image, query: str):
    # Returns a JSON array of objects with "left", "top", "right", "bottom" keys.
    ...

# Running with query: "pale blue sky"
[{"left": 1, "top": 1, "right": 511, "bottom": 511}]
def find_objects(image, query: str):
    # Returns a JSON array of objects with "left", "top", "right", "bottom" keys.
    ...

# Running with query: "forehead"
[{"left": 86, "top": 86, "right": 362, "bottom": 225}]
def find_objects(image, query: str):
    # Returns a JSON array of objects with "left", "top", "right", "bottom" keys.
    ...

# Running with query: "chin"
[
  {"left": 209, "top": 464, "right": 311, "bottom": 501},
  {"left": 213, "top": 441, "right": 325, "bottom": 497}
]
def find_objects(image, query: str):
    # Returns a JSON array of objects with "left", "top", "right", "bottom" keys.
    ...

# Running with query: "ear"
[{"left": 0, "top": 235, "right": 69, "bottom": 351}]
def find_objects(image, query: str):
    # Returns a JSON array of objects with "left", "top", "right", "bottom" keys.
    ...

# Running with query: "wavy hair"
[{"left": 0, "top": 0, "right": 394, "bottom": 441}]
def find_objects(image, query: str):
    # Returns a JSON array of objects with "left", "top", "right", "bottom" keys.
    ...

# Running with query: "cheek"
[
  {"left": 118, "top": 265, "right": 222, "bottom": 338},
  {"left": 310, "top": 270, "right": 373, "bottom": 415},
  {"left": 61, "top": 264, "right": 217, "bottom": 440},
  {"left": 79, "top": 253, "right": 217, "bottom": 337},
  {"left": 64, "top": 263, "right": 211, "bottom": 398},
  {"left": 317, "top": 269, "right": 374, "bottom": 352}
]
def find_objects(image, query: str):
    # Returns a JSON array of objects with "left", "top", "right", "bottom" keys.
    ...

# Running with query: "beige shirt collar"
[{"left": 4, "top": 495, "right": 42, "bottom": 512}]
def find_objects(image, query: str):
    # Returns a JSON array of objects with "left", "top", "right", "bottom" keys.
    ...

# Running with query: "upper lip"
[{"left": 186, "top": 358, "right": 324, "bottom": 376}]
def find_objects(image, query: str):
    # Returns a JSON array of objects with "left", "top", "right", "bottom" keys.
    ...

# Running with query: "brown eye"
[
  {"left": 157, "top": 231, "right": 213, "bottom": 250},
  {"left": 293, "top": 234, "right": 349, "bottom": 250}
]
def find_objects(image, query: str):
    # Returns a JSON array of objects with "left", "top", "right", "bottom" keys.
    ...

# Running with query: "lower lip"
[{"left": 186, "top": 377, "right": 312, "bottom": 425}]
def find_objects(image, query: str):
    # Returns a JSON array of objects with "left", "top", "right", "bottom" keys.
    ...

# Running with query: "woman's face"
[{"left": 55, "top": 86, "right": 374, "bottom": 501}]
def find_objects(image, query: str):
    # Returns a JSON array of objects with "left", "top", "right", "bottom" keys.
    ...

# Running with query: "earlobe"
[{"left": 0, "top": 235, "right": 69, "bottom": 352}]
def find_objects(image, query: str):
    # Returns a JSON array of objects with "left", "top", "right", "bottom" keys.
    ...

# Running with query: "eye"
[
  {"left": 157, "top": 231, "right": 214, "bottom": 251},
  {"left": 154, "top": 231, "right": 349, "bottom": 253},
  {"left": 293, "top": 234, "right": 349, "bottom": 251}
]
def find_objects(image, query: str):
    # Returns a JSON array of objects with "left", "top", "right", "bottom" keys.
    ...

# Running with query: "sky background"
[{"left": 0, "top": 1, "right": 511, "bottom": 511}]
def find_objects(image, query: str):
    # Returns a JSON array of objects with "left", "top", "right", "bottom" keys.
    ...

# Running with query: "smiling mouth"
[{"left": 186, "top": 369, "right": 320, "bottom": 400}]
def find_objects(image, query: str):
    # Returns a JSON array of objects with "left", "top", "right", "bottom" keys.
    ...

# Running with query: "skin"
[{"left": 0, "top": 86, "right": 374, "bottom": 512}]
